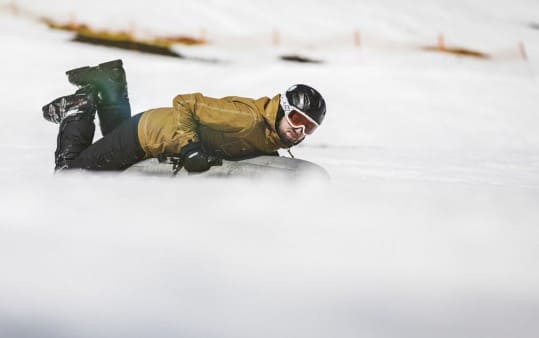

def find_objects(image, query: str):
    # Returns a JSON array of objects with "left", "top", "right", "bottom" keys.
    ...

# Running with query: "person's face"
[{"left": 277, "top": 116, "right": 305, "bottom": 146}]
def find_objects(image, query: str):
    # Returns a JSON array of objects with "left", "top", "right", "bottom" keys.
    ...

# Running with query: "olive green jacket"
[{"left": 137, "top": 93, "right": 286, "bottom": 159}]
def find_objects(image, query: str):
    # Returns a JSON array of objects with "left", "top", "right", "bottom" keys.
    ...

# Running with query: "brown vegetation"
[
  {"left": 422, "top": 46, "right": 490, "bottom": 59},
  {"left": 41, "top": 18, "right": 205, "bottom": 57},
  {"left": 280, "top": 55, "right": 323, "bottom": 63}
]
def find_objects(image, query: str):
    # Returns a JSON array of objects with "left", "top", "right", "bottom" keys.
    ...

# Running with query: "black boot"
[
  {"left": 42, "top": 85, "right": 97, "bottom": 124},
  {"left": 66, "top": 59, "right": 131, "bottom": 136},
  {"left": 42, "top": 86, "right": 97, "bottom": 170},
  {"left": 54, "top": 114, "right": 96, "bottom": 171}
]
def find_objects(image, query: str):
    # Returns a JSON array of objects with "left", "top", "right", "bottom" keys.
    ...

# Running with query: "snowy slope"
[{"left": 1, "top": 1, "right": 539, "bottom": 337}]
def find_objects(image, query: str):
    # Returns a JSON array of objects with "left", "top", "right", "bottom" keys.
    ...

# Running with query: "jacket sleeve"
[{"left": 172, "top": 93, "right": 256, "bottom": 149}]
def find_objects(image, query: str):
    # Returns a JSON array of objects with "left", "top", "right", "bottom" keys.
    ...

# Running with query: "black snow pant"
[{"left": 55, "top": 111, "right": 146, "bottom": 171}]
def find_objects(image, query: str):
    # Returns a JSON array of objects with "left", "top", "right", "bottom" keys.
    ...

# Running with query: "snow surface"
[{"left": 1, "top": 0, "right": 539, "bottom": 337}]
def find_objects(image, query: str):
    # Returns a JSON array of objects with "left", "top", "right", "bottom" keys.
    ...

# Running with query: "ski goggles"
[{"left": 280, "top": 93, "right": 319, "bottom": 135}]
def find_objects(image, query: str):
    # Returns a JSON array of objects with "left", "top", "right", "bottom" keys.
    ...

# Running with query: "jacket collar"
[{"left": 259, "top": 94, "right": 287, "bottom": 149}]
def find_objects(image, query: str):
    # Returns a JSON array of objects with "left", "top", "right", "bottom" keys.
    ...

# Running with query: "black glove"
[{"left": 181, "top": 142, "right": 222, "bottom": 173}]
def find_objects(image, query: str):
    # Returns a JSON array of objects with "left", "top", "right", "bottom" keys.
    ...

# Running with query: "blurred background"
[{"left": 0, "top": 1, "right": 538, "bottom": 337}]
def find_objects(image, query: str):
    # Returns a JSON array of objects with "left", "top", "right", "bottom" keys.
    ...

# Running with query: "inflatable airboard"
[{"left": 124, "top": 156, "right": 330, "bottom": 180}]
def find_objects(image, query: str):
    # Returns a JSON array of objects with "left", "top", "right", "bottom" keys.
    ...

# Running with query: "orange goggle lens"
[{"left": 287, "top": 110, "right": 319, "bottom": 135}]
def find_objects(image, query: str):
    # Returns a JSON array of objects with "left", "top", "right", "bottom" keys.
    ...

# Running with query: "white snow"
[{"left": 0, "top": 0, "right": 538, "bottom": 337}]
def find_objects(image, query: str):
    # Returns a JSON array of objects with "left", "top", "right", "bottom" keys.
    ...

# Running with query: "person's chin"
[
  {"left": 287, "top": 136, "right": 305, "bottom": 147},
  {"left": 278, "top": 134, "right": 295, "bottom": 147},
  {"left": 278, "top": 130, "right": 303, "bottom": 147}
]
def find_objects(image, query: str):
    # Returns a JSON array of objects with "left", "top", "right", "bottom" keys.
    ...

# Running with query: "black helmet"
[{"left": 283, "top": 84, "right": 326, "bottom": 125}]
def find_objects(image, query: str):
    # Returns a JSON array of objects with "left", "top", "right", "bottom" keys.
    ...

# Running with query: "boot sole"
[
  {"left": 65, "top": 59, "right": 123, "bottom": 86},
  {"left": 98, "top": 59, "right": 123, "bottom": 70}
]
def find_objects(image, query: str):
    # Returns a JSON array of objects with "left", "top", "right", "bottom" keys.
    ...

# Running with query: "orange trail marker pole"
[
  {"left": 68, "top": 13, "right": 76, "bottom": 29},
  {"left": 128, "top": 21, "right": 136, "bottom": 35},
  {"left": 519, "top": 42, "right": 528, "bottom": 62},
  {"left": 200, "top": 28, "right": 207, "bottom": 43},
  {"left": 518, "top": 41, "right": 535, "bottom": 80},
  {"left": 437, "top": 34, "right": 445, "bottom": 51},
  {"left": 354, "top": 30, "right": 361, "bottom": 47},
  {"left": 272, "top": 29, "right": 280, "bottom": 47},
  {"left": 8, "top": 1, "right": 20, "bottom": 15}
]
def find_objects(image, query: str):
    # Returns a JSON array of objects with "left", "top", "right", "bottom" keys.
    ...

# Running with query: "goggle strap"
[{"left": 287, "top": 148, "right": 295, "bottom": 159}]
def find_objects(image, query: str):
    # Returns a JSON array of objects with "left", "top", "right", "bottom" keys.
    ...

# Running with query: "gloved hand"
[{"left": 181, "top": 142, "right": 222, "bottom": 173}]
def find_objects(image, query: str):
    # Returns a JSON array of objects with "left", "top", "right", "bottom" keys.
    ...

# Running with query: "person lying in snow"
[{"left": 42, "top": 59, "right": 327, "bottom": 173}]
